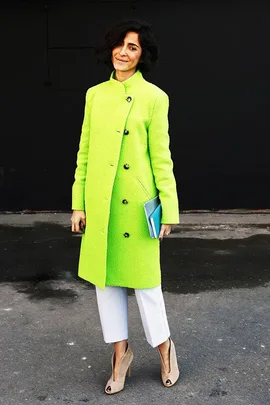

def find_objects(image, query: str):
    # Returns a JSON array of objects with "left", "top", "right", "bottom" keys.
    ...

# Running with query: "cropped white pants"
[{"left": 95, "top": 285, "right": 170, "bottom": 348}]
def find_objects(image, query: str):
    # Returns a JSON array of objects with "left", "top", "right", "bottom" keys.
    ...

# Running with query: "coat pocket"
[{"left": 136, "top": 178, "right": 152, "bottom": 199}]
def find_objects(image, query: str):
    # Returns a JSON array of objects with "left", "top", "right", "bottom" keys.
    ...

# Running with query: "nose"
[{"left": 119, "top": 46, "right": 127, "bottom": 56}]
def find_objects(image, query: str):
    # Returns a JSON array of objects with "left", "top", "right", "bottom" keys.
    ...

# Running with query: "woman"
[{"left": 71, "top": 20, "right": 180, "bottom": 394}]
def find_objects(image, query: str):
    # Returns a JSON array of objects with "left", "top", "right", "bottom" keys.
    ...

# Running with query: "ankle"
[
  {"left": 158, "top": 338, "right": 170, "bottom": 354},
  {"left": 114, "top": 340, "right": 128, "bottom": 361}
]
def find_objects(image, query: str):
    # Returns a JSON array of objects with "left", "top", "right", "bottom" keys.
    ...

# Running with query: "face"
[{"left": 112, "top": 31, "right": 142, "bottom": 74}]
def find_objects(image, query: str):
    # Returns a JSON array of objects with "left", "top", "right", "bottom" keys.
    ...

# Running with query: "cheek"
[
  {"left": 130, "top": 53, "right": 141, "bottom": 64},
  {"left": 112, "top": 47, "right": 120, "bottom": 57}
]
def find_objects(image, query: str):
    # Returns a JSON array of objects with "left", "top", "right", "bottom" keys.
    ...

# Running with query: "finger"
[
  {"left": 165, "top": 227, "right": 171, "bottom": 236},
  {"left": 159, "top": 227, "right": 165, "bottom": 240},
  {"left": 73, "top": 222, "right": 81, "bottom": 233},
  {"left": 76, "top": 223, "right": 83, "bottom": 233},
  {"left": 72, "top": 222, "right": 78, "bottom": 233}
]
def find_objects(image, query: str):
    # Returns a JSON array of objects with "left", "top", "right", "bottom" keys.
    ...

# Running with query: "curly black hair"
[{"left": 97, "top": 20, "right": 159, "bottom": 73}]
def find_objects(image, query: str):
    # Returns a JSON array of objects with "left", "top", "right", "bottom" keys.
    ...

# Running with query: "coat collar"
[{"left": 109, "top": 70, "right": 143, "bottom": 92}]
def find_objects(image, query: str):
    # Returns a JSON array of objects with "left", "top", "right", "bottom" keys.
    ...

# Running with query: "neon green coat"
[{"left": 72, "top": 70, "right": 179, "bottom": 289}]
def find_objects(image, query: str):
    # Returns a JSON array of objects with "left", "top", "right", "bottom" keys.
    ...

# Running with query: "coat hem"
[
  {"left": 78, "top": 274, "right": 162, "bottom": 290},
  {"left": 105, "top": 280, "right": 162, "bottom": 290}
]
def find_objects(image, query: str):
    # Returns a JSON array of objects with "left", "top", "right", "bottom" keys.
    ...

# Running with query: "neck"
[{"left": 114, "top": 69, "right": 136, "bottom": 82}]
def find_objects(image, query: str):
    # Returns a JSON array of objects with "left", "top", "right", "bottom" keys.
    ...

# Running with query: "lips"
[{"left": 115, "top": 58, "right": 128, "bottom": 63}]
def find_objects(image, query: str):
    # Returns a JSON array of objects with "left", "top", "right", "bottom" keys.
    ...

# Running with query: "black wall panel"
[{"left": 1, "top": 1, "right": 270, "bottom": 210}]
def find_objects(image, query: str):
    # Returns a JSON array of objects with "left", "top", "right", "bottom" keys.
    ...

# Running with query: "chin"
[
  {"left": 114, "top": 61, "right": 127, "bottom": 68},
  {"left": 114, "top": 65, "right": 129, "bottom": 72}
]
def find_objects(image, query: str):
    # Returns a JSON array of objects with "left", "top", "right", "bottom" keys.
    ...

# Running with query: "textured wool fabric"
[{"left": 72, "top": 70, "right": 179, "bottom": 289}]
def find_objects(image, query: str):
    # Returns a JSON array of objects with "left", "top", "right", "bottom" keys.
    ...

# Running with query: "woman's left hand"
[{"left": 159, "top": 224, "right": 172, "bottom": 240}]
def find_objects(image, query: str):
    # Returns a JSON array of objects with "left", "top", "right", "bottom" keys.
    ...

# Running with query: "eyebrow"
[{"left": 127, "top": 42, "right": 141, "bottom": 48}]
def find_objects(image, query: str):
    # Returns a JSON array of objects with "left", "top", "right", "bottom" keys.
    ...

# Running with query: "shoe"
[
  {"left": 105, "top": 345, "right": 133, "bottom": 395},
  {"left": 159, "top": 338, "right": 179, "bottom": 387}
]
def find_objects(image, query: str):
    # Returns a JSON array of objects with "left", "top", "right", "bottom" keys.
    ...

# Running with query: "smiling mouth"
[{"left": 115, "top": 58, "right": 128, "bottom": 62}]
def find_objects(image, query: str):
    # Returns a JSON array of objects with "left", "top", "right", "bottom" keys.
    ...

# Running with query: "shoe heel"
[{"left": 127, "top": 366, "right": 131, "bottom": 377}]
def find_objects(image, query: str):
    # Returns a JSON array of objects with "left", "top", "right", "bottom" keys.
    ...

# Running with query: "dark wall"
[{"left": 1, "top": 1, "right": 270, "bottom": 210}]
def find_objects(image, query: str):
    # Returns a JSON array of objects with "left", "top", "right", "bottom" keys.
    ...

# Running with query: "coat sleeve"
[
  {"left": 71, "top": 88, "right": 93, "bottom": 211},
  {"left": 148, "top": 92, "right": 180, "bottom": 224}
]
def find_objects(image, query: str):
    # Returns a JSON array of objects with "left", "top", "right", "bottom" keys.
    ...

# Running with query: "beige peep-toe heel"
[
  {"left": 105, "top": 345, "right": 133, "bottom": 395},
  {"left": 159, "top": 338, "right": 179, "bottom": 387}
]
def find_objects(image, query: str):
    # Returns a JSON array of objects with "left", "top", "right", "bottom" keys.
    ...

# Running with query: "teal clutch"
[{"left": 144, "top": 196, "right": 161, "bottom": 238}]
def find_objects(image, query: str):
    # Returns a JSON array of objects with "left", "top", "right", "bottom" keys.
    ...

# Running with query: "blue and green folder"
[{"left": 144, "top": 196, "right": 161, "bottom": 238}]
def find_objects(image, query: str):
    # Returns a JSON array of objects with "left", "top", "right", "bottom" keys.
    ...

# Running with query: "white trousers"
[{"left": 95, "top": 285, "right": 170, "bottom": 348}]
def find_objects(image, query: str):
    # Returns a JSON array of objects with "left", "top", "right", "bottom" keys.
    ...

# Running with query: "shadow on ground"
[{"left": 1, "top": 223, "right": 270, "bottom": 297}]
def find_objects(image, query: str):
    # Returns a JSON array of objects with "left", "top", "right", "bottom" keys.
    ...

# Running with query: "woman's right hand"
[{"left": 71, "top": 210, "right": 86, "bottom": 233}]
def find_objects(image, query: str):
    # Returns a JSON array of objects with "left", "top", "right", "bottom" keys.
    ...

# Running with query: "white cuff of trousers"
[{"left": 96, "top": 285, "right": 170, "bottom": 348}]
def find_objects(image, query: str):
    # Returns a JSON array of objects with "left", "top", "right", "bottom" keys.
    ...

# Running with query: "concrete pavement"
[{"left": 0, "top": 213, "right": 269, "bottom": 405}]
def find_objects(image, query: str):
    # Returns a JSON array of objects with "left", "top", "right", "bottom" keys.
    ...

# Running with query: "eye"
[{"left": 129, "top": 46, "right": 137, "bottom": 51}]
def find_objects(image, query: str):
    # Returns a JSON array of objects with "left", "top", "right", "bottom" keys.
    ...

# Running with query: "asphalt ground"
[{"left": 0, "top": 213, "right": 270, "bottom": 405}]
